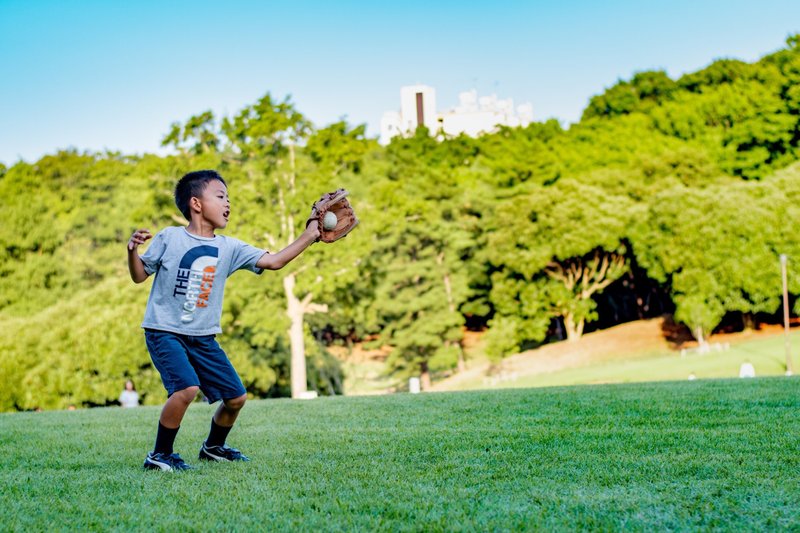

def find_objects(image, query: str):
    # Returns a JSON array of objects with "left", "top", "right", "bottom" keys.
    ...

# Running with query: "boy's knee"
[
  {"left": 174, "top": 386, "right": 200, "bottom": 403},
  {"left": 224, "top": 394, "right": 247, "bottom": 411}
]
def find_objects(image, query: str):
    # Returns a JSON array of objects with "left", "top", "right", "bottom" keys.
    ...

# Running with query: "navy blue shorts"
[{"left": 144, "top": 329, "right": 246, "bottom": 403}]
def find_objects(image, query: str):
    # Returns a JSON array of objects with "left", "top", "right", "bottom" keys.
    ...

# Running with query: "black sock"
[
  {"left": 206, "top": 418, "right": 233, "bottom": 447},
  {"left": 153, "top": 422, "right": 179, "bottom": 455}
]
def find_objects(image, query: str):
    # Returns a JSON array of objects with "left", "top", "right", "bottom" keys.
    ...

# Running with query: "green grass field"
[{"left": 2, "top": 378, "right": 799, "bottom": 531}]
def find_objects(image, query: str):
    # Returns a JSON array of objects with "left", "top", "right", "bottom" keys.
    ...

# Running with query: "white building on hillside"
[
  {"left": 380, "top": 85, "right": 533, "bottom": 144},
  {"left": 380, "top": 84, "right": 437, "bottom": 144}
]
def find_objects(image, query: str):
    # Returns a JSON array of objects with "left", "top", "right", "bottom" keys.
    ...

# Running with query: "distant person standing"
[{"left": 119, "top": 380, "right": 140, "bottom": 408}]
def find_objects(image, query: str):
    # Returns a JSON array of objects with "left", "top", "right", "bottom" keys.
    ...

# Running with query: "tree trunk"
[
  {"left": 420, "top": 362, "right": 432, "bottom": 391},
  {"left": 438, "top": 252, "right": 465, "bottom": 372},
  {"left": 694, "top": 326, "right": 709, "bottom": 351},
  {"left": 564, "top": 313, "right": 585, "bottom": 342},
  {"left": 456, "top": 345, "right": 466, "bottom": 373},
  {"left": 284, "top": 273, "right": 307, "bottom": 398},
  {"left": 283, "top": 147, "right": 305, "bottom": 399},
  {"left": 277, "top": 144, "right": 329, "bottom": 399},
  {"left": 742, "top": 312, "right": 756, "bottom": 331}
]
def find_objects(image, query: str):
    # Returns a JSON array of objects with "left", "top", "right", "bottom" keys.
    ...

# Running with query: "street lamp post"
[{"left": 781, "top": 254, "right": 793, "bottom": 376}]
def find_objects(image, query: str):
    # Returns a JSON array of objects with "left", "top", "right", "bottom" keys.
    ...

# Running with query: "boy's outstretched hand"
[{"left": 128, "top": 229, "right": 152, "bottom": 251}]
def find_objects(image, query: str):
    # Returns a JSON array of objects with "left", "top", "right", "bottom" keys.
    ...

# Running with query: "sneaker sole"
[
  {"left": 143, "top": 459, "right": 172, "bottom": 471},
  {"left": 199, "top": 447, "right": 249, "bottom": 462},
  {"left": 199, "top": 449, "right": 231, "bottom": 462}
]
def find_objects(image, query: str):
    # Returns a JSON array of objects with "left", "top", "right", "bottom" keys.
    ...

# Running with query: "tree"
[
  {"left": 475, "top": 121, "right": 563, "bottom": 190},
  {"left": 161, "top": 111, "right": 220, "bottom": 155},
  {"left": 221, "top": 96, "right": 373, "bottom": 397},
  {"left": 631, "top": 168, "right": 800, "bottom": 343},
  {"left": 583, "top": 70, "right": 677, "bottom": 120},
  {"left": 305, "top": 121, "right": 371, "bottom": 177},
  {"left": 220, "top": 94, "right": 325, "bottom": 398},
  {"left": 361, "top": 131, "right": 479, "bottom": 388},
  {"left": 486, "top": 179, "right": 633, "bottom": 352}
]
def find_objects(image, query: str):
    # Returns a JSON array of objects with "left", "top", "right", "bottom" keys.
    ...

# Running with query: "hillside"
[{"left": 432, "top": 318, "right": 800, "bottom": 392}]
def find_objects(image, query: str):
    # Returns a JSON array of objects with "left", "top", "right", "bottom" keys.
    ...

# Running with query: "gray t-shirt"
[{"left": 140, "top": 226, "right": 265, "bottom": 335}]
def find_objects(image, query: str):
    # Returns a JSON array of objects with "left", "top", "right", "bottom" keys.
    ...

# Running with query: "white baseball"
[{"left": 323, "top": 211, "right": 338, "bottom": 230}]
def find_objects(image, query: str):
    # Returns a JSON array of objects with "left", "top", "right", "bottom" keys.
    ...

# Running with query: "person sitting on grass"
[
  {"left": 127, "top": 170, "right": 320, "bottom": 471},
  {"left": 118, "top": 379, "right": 140, "bottom": 408}
]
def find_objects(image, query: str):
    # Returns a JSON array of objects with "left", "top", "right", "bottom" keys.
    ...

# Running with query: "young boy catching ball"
[{"left": 127, "top": 170, "right": 322, "bottom": 471}]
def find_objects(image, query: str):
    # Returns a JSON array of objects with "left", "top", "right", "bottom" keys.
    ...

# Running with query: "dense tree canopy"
[{"left": 2, "top": 36, "right": 800, "bottom": 410}]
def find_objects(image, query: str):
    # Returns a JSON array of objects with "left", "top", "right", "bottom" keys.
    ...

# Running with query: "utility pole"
[{"left": 781, "top": 254, "right": 793, "bottom": 376}]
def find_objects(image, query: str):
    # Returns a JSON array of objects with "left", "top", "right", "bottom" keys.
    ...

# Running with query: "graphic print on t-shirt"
[{"left": 173, "top": 245, "right": 219, "bottom": 323}]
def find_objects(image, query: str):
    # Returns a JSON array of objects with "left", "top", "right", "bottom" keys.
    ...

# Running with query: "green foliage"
[
  {"left": 221, "top": 93, "right": 311, "bottom": 161},
  {"left": 4, "top": 38, "right": 800, "bottom": 405},
  {"left": 583, "top": 70, "right": 677, "bottom": 120},
  {"left": 306, "top": 121, "right": 374, "bottom": 176},
  {"left": 364, "top": 132, "right": 479, "bottom": 381},
  {"left": 0, "top": 152, "right": 147, "bottom": 316},
  {"left": 0, "top": 278, "right": 159, "bottom": 411},
  {"left": 475, "top": 120, "right": 563, "bottom": 189},
  {"left": 632, "top": 165, "right": 800, "bottom": 339},
  {"left": 161, "top": 111, "right": 219, "bottom": 154},
  {"left": 585, "top": 41, "right": 800, "bottom": 180},
  {"left": 678, "top": 59, "right": 756, "bottom": 93},
  {"left": 485, "top": 180, "right": 633, "bottom": 350},
  {"left": 485, "top": 279, "right": 553, "bottom": 360}
]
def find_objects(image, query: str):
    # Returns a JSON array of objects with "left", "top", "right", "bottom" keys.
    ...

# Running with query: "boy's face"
[{"left": 198, "top": 180, "right": 230, "bottom": 229}]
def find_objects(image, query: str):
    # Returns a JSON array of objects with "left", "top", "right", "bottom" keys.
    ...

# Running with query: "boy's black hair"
[{"left": 174, "top": 170, "right": 227, "bottom": 220}]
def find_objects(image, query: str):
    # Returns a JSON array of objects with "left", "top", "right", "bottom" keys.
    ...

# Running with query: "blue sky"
[{"left": 1, "top": 0, "right": 799, "bottom": 164}]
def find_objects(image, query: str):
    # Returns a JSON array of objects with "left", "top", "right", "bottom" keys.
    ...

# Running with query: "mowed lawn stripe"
[{"left": 1, "top": 378, "right": 798, "bottom": 531}]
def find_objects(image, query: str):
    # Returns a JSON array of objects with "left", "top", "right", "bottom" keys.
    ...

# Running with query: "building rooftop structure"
[{"left": 380, "top": 85, "right": 533, "bottom": 145}]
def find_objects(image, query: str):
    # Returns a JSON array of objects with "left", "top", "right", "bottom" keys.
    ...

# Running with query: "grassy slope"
[
  {"left": 433, "top": 320, "right": 800, "bottom": 392},
  {"left": 2, "top": 379, "right": 799, "bottom": 530},
  {"left": 509, "top": 331, "right": 800, "bottom": 389}
]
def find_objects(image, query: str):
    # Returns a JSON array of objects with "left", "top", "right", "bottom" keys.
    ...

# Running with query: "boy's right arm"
[{"left": 127, "top": 229, "right": 152, "bottom": 283}]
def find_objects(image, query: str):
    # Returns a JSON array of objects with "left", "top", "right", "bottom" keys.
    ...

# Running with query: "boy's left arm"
[{"left": 256, "top": 223, "right": 320, "bottom": 271}]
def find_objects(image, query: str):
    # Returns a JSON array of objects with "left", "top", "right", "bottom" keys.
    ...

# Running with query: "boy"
[{"left": 127, "top": 170, "right": 320, "bottom": 471}]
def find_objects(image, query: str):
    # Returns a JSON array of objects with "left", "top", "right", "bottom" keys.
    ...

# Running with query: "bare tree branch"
[
  {"left": 305, "top": 302, "right": 328, "bottom": 314},
  {"left": 584, "top": 252, "right": 625, "bottom": 297},
  {"left": 300, "top": 291, "right": 314, "bottom": 308}
]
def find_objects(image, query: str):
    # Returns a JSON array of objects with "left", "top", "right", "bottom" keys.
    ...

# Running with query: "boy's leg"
[
  {"left": 190, "top": 335, "right": 249, "bottom": 461},
  {"left": 199, "top": 405, "right": 250, "bottom": 461},
  {"left": 143, "top": 330, "right": 202, "bottom": 470},
  {"left": 199, "top": 395, "right": 250, "bottom": 461},
  {"left": 191, "top": 335, "right": 249, "bottom": 461},
  {"left": 154, "top": 385, "right": 200, "bottom": 454},
  {"left": 206, "top": 394, "right": 247, "bottom": 447}
]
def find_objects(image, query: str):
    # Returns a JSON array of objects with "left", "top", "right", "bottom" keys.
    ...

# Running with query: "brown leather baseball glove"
[{"left": 306, "top": 188, "right": 359, "bottom": 243}]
